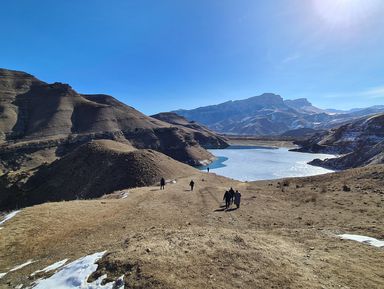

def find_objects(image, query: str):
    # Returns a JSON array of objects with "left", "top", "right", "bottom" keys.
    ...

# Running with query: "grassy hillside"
[{"left": 1, "top": 165, "right": 383, "bottom": 288}]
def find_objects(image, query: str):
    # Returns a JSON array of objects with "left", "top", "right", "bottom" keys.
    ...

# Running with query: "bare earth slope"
[
  {"left": 151, "top": 112, "right": 228, "bottom": 149},
  {"left": 0, "top": 140, "right": 197, "bottom": 210},
  {"left": 1, "top": 165, "right": 383, "bottom": 288},
  {"left": 0, "top": 68, "right": 227, "bottom": 172}
]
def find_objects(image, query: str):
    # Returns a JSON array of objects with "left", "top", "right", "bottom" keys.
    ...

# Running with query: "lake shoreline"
[
  {"left": 225, "top": 137, "right": 297, "bottom": 148},
  {"left": 200, "top": 146, "right": 335, "bottom": 181}
]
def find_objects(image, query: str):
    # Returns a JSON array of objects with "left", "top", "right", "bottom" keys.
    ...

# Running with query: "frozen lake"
[{"left": 199, "top": 146, "right": 335, "bottom": 181}]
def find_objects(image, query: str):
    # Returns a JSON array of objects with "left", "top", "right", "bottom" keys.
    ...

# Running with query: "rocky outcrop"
[{"left": 294, "top": 114, "right": 384, "bottom": 169}]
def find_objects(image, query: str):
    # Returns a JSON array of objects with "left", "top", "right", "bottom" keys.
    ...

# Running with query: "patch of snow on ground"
[
  {"left": 339, "top": 234, "right": 384, "bottom": 248},
  {"left": 199, "top": 159, "right": 211, "bottom": 166},
  {"left": 0, "top": 210, "right": 21, "bottom": 226},
  {"left": 31, "top": 259, "right": 68, "bottom": 276},
  {"left": 30, "top": 251, "right": 124, "bottom": 289},
  {"left": 10, "top": 260, "right": 35, "bottom": 272},
  {"left": 0, "top": 260, "right": 35, "bottom": 280}
]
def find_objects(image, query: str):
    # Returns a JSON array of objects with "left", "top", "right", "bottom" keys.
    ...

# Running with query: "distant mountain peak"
[
  {"left": 172, "top": 93, "right": 384, "bottom": 136},
  {"left": 285, "top": 98, "right": 312, "bottom": 107},
  {"left": 244, "top": 93, "right": 284, "bottom": 104}
]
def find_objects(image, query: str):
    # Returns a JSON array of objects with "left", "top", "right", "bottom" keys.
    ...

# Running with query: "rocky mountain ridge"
[
  {"left": 293, "top": 113, "right": 384, "bottom": 169},
  {"left": 174, "top": 93, "right": 384, "bottom": 136}
]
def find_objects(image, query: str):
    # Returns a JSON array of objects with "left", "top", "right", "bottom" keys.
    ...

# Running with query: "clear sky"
[{"left": 1, "top": 0, "right": 384, "bottom": 115}]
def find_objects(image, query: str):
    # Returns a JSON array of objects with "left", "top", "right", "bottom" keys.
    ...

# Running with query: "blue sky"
[{"left": 1, "top": 0, "right": 384, "bottom": 114}]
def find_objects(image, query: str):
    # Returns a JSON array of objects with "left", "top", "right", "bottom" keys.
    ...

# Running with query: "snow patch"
[
  {"left": 199, "top": 159, "right": 211, "bottom": 166},
  {"left": 31, "top": 259, "right": 68, "bottom": 276},
  {"left": 0, "top": 260, "right": 35, "bottom": 280},
  {"left": 30, "top": 251, "right": 124, "bottom": 289},
  {"left": 0, "top": 210, "right": 20, "bottom": 226},
  {"left": 10, "top": 260, "right": 35, "bottom": 272},
  {"left": 339, "top": 234, "right": 384, "bottom": 248}
]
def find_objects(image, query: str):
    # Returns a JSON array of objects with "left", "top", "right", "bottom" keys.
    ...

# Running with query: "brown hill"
[
  {"left": 0, "top": 140, "right": 197, "bottom": 210},
  {"left": 294, "top": 113, "right": 384, "bottom": 169},
  {"left": 151, "top": 112, "right": 228, "bottom": 149},
  {"left": 0, "top": 68, "right": 227, "bottom": 173}
]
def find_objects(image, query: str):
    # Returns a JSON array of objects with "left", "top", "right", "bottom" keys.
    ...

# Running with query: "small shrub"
[
  {"left": 342, "top": 185, "right": 351, "bottom": 192},
  {"left": 282, "top": 179, "right": 290, "bottom": 187}
]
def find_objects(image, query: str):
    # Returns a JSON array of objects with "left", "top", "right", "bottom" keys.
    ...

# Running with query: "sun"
[{"left": 312, "top": 0, "right": 382, "bottom": 27}]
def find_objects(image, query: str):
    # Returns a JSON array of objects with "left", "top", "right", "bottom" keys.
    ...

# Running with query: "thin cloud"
[
  {"left": 282, "top": 53, "right": 301, "bottom": 64},
  {"left": 360, "top": 86, "right": 384, "bottom": 98},
  {"left": 323, "top": 85, "right": 384, "bottom": 99}
]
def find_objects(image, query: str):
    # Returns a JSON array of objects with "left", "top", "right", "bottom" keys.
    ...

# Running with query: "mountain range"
[{"left": 174, "top": 93, "right": 384, "bottom": 136}]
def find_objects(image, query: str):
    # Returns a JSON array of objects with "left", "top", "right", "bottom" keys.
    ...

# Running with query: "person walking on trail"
[
  {"left": 189, "top": 180, "right": 195, "bottom": 191},
  {"left": 207, "top": 167, "right": 210, "bottom": 173},
  {"left": 229, "top": 187, "right": 235, "bottom": 205},
  {"left": 223, "top": 190, "right": 232, "bottom": 210},
  {"left": 160, "top": 177, "right": 165, "bottom": 190},
  {"left": 234, "top": 190, "right": 242, "bottom": 209}
]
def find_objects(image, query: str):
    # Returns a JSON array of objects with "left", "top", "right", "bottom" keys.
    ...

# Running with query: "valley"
[{"left": 0, "top": 69, "right": 383, "bottom": 289}]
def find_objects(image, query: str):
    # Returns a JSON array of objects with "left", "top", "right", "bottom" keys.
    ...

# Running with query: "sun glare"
[{"left": 313, "top": 0, "right": 382, "bottom": 27}]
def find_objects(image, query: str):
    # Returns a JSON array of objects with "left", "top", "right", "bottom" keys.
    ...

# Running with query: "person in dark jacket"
[
  {"left": 189, "top": 180, "right": 195, "bottom": 191},
  {"left": 234, "top": 190, "right": 242, "bottom": 209},
  {"left": 223, "top": 190, "right": 231, "bottom": 210},
  {"left": 229, "top": 187, "right": 235, "bottom": 205},
  {"left": 160, "top": 177, "right": 165, "bottom": 190}
]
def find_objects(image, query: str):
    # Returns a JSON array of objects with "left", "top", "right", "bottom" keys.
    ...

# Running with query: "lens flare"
[{"left": 313, "top": 0, "right": 382, "bottom": 27}]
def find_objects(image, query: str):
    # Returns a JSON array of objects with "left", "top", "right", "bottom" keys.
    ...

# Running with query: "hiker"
[
  {"left": 229, "top": 187, "right": 235, "bottom": 205},
  {"left": 234, "top": 190, "right": 242, "bottom": 209},
  {"left": 207, "top": 167, "right": 210, "bottom": 173},
  {"left": 189, "top": 180, "right": 195, "bottom": 191},
  {"left": 160, "top": 177, "right": 165, "bottom": 190},
  {"left": 223, "top": 190, "right": 232, "bottom": 210}
]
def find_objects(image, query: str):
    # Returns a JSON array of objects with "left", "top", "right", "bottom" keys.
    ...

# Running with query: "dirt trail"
[{"left": 1, "top": 167, "right": 384, "bottom": 288}]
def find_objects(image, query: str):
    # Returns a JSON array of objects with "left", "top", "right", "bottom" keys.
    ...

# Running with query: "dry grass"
[{"left": 1, "top": 166, "right": 384, "bottom": 288}]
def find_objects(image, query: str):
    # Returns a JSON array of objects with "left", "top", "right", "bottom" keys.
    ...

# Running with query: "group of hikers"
[
  {"left": 223, "top": 187, "right": 241, "bottom": 210},
  {"left": 160, "top": 177, "right": 242, "bottom": 210},
  {"left": 160, "top": 177, "right": 195, "bottom": 191}
]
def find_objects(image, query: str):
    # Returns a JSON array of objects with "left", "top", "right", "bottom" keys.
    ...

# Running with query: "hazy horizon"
[{"left": 2, "top": 0, "right": 384, "bottom": 115}]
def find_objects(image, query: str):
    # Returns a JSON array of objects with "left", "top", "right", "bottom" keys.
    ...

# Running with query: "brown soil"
[
  {"left": 0, "top": 140, "right": 197, "bottom": 210},
  {"left": 0, "top": 165, "right": 383, "bottom": 288}
]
